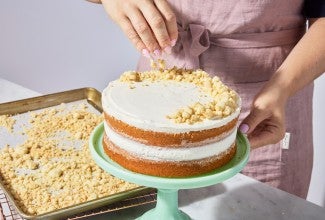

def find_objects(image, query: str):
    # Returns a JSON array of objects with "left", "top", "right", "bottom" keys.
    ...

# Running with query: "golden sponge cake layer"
[
  {"left": 103, "top": 134, "right": 236, "bottom": 177},
  {"left": 104, "top": 113, "right": 238, "bottom": 147}
]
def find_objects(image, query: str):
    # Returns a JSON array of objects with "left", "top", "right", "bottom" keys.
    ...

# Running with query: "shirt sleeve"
[{"left": 303, "top": 0, "right": 325, "bottom": 18}]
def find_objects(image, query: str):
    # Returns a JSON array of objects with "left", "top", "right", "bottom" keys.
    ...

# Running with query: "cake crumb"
[
  {"left": 0, "top": 114, "right": 16, "bottom": 133},
  {"left": 150, "top": 59, "right": 166, "bottom": 70}
]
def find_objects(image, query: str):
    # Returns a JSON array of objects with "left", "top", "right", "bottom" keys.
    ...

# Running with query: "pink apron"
[{"left": 137, "top": 0, "right": 313, "bottom": 199}]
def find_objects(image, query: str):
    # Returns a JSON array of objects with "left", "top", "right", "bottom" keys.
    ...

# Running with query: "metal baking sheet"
[{"left": 0, "top": 88, "right": 150, "bottom": 220}]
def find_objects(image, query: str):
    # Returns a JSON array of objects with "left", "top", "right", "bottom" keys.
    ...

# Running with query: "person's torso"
[
  {"left": 168, "top": 0, "right": 305, "bottom": 35},
  {"left": 139, "top": 0, "right": 306, "bottom": 84}
]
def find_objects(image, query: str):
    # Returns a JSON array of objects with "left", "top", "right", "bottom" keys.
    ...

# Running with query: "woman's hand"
[
  {"left": 239, "top": 81, "right": 288, "bottom": 149},
  {"left": 240, "top": 17, "right": 325, "bottom": 149},
  {"left": 101, "top": 0, "right": 178, "bottom": 57}
]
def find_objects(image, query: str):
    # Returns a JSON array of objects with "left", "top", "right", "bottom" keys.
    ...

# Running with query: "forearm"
[{"left": 270, "top": 18, "right": 325, "bottom": 99}]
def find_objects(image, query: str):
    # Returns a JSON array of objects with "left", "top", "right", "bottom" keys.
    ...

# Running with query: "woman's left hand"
[
  {"left": 239, "top": 18, "right": 325, "bottom": 149},
  {"left": 239, "top": 82, "right": 288, "bottom": 149}
]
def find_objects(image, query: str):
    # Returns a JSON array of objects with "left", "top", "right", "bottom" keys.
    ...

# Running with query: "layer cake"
[{"left": 102, "top": 64, "right": 241, "bottom": 177}]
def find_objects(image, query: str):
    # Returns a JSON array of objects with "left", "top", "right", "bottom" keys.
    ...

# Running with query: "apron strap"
[
  {"left": 210, "top": 27, "right": 305, "bottom": 48},
  {"left": 176, "top": 22, "right": 305, "bottom": 69}
]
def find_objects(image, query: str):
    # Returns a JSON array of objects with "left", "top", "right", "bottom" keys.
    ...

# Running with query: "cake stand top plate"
[{"left": 90, "top": 123, "right": 250, "bottom": 190}]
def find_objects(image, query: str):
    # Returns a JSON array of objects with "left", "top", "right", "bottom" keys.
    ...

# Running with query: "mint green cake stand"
[{"left": 89, "top": 123, "right": 250, "bottom": 220}]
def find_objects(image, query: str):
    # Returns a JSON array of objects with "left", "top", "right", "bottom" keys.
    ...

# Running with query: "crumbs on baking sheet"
[{"left": 0, "top": 105, "right": 137, "bottom": 215}]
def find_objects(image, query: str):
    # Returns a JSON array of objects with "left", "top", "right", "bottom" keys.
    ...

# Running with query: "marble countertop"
[{"left": 0, "top": 78, "right": 324, "bottom": 220}]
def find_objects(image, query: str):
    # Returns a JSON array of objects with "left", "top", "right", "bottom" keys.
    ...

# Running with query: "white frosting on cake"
[
  {"left": 102, "top": 80, "right": 241, "bottom": 133},
  {"left": 104, "top": 122, "right": 236, "bottom": 162}
]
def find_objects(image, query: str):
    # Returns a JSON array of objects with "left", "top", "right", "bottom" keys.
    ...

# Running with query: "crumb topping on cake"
[{"left": 118, "top": 60, "right": 239, "bottom": 124}]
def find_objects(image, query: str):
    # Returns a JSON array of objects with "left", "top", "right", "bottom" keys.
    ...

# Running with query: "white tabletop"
[{"left": 1, "top": 78, "right": 324, "bottom": 220}]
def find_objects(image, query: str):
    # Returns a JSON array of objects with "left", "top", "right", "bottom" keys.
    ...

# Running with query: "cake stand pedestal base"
[
  {"left": 137, "top": 189, "right": 190, "bottom": 220},
  {"left": 89, "top": 123, "right": 249, "bottom": 220}
]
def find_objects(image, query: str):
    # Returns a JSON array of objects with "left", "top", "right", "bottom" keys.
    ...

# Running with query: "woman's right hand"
[{"left": 101, "top": 0, "right": 178, "bottom": 58}]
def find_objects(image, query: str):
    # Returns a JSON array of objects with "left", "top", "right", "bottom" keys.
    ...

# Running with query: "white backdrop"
[{"left": 0, "top": 0, "right": 324, "bottom": 207}]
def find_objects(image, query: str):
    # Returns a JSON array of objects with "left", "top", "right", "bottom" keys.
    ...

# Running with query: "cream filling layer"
[
  {"left": 102, "top": 80, "right": 241, "bottom": 133},
  {"left": 104, "top": 122, "right": 237, "bottom": 162}
]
